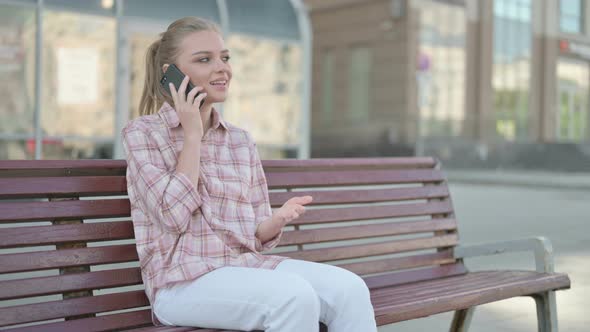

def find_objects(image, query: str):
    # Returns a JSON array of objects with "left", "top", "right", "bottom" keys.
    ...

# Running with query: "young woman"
[{"left": 121, "top": 17, "right": 377, "bottom": 332}]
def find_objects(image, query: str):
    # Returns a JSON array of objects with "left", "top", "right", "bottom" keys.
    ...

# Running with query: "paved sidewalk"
[
  {"left": 444, "top": 169, "right": 590, "bottom": 190},
  {"left": 379, "top": 183, "right": 590, "bottom": 332}
]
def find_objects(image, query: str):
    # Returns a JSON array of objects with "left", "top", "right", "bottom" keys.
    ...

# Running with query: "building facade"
[{"left": 305, "top": 0, "right": 590, "bottom": 171}]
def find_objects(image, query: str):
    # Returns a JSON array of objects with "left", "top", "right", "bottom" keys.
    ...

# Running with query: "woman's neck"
[{"left": 200, "top": 103, "right": 214, "bottom": 135}]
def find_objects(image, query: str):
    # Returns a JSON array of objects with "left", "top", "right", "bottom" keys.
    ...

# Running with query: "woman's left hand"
[{"left": 273, "top": 196, "right": 313, "bottom": 227}]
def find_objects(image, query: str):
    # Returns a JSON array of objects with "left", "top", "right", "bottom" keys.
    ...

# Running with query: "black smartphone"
[{"left": 160, "top": 64, "right": 204, "bottom": 107}]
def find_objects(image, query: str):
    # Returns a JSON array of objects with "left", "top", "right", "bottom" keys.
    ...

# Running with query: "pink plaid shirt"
[{"left": 122, "top": 103, "right": 288, "bottom": 323}]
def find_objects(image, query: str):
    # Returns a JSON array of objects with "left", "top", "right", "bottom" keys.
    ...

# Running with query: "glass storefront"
[
  {"left": 41, "top": 11, "right": 116, "bottom": 159},
  {"left": 0, "top": 4, "right": 36, "bottom": 159},
  {"left": 224, "top": 35, "right": 302, "bottom": 158},
  {"left": 493, "top": 0, "right": 532, "bottom": 142},
  {"left": 416, "top": 0, "right": 466, "bottom": 138},
  {"left": 557, "top": 57, "right": 589, "bottom": 142},
  {"left": 0, "top": 1, "right": 306, "bottom": 160}
]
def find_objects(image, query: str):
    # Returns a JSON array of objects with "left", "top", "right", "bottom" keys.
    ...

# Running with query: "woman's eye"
[
  {"left": 198, "top": 58, "right": 209, "bottom": 63},
  {"left": 223, "top": 56, "right": 231, "bottom": 62}
]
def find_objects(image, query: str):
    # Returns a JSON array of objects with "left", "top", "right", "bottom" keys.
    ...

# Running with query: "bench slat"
[
  {"left": 0, "top": 158, "right": 437, "bottom": 171},
  {"left": 290, "top": 201, "right": 453, "bottom": 226},
  {"left": 0, "top": 244, "right": 138, "bottom": 273},
  {"left": 1, "top": 309, "right": 153, "bottom": 332},
  {"left": 363, "top": 263, "right": 468, "bottom": 289},
  {"left": 0, "top": 177, "right": 127, "bottom": 199},
  {"left": 0, "top": 290, "right": 149, "bottom": 327},
  {"left": 371, "top": 271, "right": 571, "bottom": 325},
  {"left": 281, "top": 234, "right": 458, "bottom": 262},
  {"left": 0, "top": 160, "right": 126, "bottom": 178},
  {"left": 267, "top": 169, "right": 444, "bottom": 189},
  {"left": 337, "top": 250, "right": 456, "bottom": 276},
  {"left": 269, "top": 186, "right": 450, "bottom": 207},
  {"left": 0, "top": 158, "right": 436, "bottom": 177},
  {"left": 128, "top": 327, "right": 213, "bottom": 332},
  {"left": 372, "top": 271, "right": 571, "bottom": 308},
  {"left": 279, "top": 218, "right": 457, "bottom": 246},
  {"left": 262, "top": 157, "right": 437, "bottom": 170},
  {"left": 371, "top": 267, "right": 504, "bottom": 302},
  {"left": 0, "top": 267, "right": 143, "bottom": 300},
  {"left": 0, "top": 221, "right": 135, "bottom": 249},
  {"left": 0, "top": 199, "right": 130, "bottom": 223},
  {"left": 127, "top": 327, "right": 207, "bottom": 332}
]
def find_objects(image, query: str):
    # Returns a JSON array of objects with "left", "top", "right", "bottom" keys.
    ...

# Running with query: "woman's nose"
[{"left": 214, "top": 59, "right": 229, "bottom": 72}]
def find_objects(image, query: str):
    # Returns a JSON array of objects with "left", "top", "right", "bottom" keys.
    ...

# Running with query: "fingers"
[
  {"left": 193, "top": 91, "right": 207, "bottom": 107},
  {"left": 169, "top": 83, "right": 179, "bottom": 107},
  {"left": 178, "top": 75, "right": 190, "bottom": 101},
  {"left": 186, "top": 86, "right": 203, "bottom": 104},
  {"left": 287, "top": 195, "right": 313, "bottom": 205}
]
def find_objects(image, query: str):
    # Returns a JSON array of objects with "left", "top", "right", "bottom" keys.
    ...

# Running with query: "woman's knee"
[
  {"left": 335, "top": 268, "right": 372, "bottom": 303},
  {"left": 277, "top": 274, "right": 321, "bottom": 315}
]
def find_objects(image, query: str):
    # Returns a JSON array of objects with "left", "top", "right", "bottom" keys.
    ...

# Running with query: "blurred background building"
[
  {"left": 1, "top": 0, "right": 589, "bottom": 172},
  {"left": 307, "top": 0, "right": 590, "bottom": 171}
]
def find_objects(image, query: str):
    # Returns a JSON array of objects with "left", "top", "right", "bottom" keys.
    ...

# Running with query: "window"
[
  {"left": 41, "top": 11, "right": 116, "bottom": 159},
  {"left": 493, "top": 0, "right": 532, "bottom": 141},
  {"left": 557, "top": 58, "right": 589, "bottom": 142},
  {"left": 348, "top": 47, "right": 371, "bottom": 122},
  {"left": 224, "top": 35, "right": 302, "bottom": 158},
  {"left": 0, "top": 4, "right": 36, "bottom": 159},
  {"left": 417, "top": 0, "right": 467, "bottom": 137},
  {"left": 560, "top": 0, "right": 584, "bottom": 34}
]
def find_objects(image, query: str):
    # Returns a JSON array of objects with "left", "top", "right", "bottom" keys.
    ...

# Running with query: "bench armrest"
[{"left": 453, "top": 236, "right": 555, "bottom": 273}]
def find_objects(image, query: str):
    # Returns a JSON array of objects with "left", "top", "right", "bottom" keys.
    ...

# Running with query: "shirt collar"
[{"left": 158, "top": 102, "right": 228, "bottom": 131}]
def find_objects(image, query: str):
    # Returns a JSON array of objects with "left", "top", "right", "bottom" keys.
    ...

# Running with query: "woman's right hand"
[{"left": 169, "top": 75, "right": 207, "bottom": 139}]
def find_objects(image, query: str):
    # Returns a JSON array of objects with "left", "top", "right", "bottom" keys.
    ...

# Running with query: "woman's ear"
[{"left": 162, "top": 64, "right": 169, "bottom": 73}]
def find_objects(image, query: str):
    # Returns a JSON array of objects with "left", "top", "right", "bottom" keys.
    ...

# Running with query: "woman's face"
[{"left": 173, "top": 30, "right": 232, "bottom": 104}]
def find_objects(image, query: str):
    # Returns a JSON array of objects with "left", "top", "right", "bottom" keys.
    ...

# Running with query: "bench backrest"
[{"left": 0, "top": 157, "right": 463, "bottom": 331}]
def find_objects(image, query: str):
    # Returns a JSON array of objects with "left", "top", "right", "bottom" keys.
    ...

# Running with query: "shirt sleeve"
[
  {"left": 248, "top": 133, "right": 283, "bottom": 252},
  {"left": 122, "top": 125, "right": 202, "bottom": 234}
]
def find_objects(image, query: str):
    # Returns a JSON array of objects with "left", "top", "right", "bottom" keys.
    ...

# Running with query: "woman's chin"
[{"left": 205, "top": 95, "right": 227, "bottom": 104}]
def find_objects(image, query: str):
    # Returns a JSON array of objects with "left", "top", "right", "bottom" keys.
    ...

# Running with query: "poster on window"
[{"left": 57, "top": 47, "right": 98, "bottom": 105}]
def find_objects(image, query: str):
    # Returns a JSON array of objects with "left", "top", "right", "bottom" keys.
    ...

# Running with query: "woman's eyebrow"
[{"left": 191, "top": 49, "right": 230, "bottom": 56}]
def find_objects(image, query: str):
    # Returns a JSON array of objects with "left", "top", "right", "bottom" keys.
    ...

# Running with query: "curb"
[{"left": 444, "top": 170, "right": 590, "bottom": 191}]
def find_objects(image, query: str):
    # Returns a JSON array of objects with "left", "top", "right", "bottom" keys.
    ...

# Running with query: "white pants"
[{"left": 153, "top": 259, "right": 378, "bottom": 332}]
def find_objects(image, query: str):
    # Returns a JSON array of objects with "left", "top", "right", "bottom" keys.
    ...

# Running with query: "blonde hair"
[{"left": 139, "top": 17, "right": 221, "bottom": 116}]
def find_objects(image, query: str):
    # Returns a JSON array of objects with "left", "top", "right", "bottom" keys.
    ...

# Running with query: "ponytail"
[{"left": 139, "top": 38, "right": 163, "bottom": 116}]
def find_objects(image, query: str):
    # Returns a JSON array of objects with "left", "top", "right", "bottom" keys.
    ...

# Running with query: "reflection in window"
[
  {"left": 557, "top": 58, "right": 589, "bottom": 142},
  {"left": 224, "top": 35, "right": 302, "bottom": 159},
  {"left": 0, "top": 140, "right": 34, "bottom": 160},
  {"left": 417, "top": 1, "right": 466, "bottom": 137},
  {"left": 41, "top": 11, "right": 116, "bottom": 141},
  {"left": 42, "top": 138, "right": 113, "bottom": 159},
  {"left": 493, "top": 0, "right": 532, "bottom": 141},
  {"left": 560, "top": 0, "right": 584, "bottom": 34},
  {"left": 348, "top": 47, "right": 371, "bottom": 122},
  {"left": 0, "top": 4, "right": 36, "bottom": 159}
]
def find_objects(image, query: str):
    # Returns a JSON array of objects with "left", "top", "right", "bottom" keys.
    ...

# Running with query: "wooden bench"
[{"left": 0, "top": 157, "right": 570, "bottom": 332}]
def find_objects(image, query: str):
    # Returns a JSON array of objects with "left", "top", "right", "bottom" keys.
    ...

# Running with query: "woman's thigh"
[
  {"left": 275, "top": 259, "right": 373, "bottom": 322},
  {"left": 153, "top": 265, "right": 319, "bottom": 330}
]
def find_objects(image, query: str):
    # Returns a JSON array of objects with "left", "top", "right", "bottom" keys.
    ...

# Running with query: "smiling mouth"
[{"left": 210, "top": 80, "right": 227, "bottom": 86}]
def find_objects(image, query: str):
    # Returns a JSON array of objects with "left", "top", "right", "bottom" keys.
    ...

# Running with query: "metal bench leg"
[
  {"left": 449, "top": 307, "right": 475, "bottom": 332},
  {"left": 533, "top": 291, "right": 558, "bottom": 332}
]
